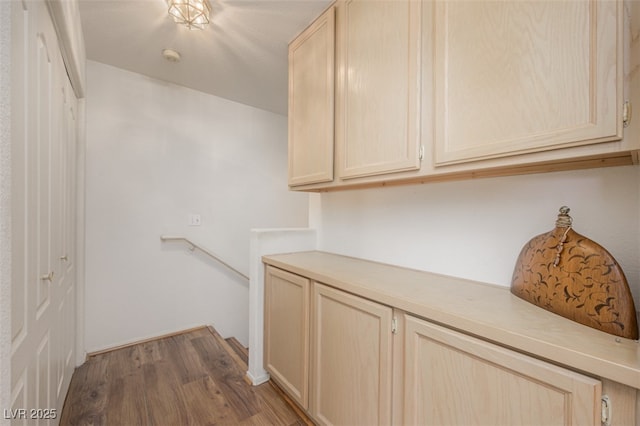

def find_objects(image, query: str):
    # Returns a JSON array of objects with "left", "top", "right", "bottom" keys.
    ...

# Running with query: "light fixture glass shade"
[{"left": 167, "top": 0, "right": 211, "bottom": 30}]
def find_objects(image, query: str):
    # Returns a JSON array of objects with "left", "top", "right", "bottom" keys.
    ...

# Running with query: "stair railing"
[{"left": 160, "top": 235, "right": 249, "bottom": 281}]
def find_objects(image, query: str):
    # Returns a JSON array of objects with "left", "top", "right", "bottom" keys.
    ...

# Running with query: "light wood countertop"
[{"left": 262, "top": 251, "right": 640, "bottom": 390}]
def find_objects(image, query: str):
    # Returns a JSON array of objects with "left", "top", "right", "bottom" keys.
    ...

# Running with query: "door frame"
[{"left": 1, "top": 1, "right": 13, "bottom": 423}]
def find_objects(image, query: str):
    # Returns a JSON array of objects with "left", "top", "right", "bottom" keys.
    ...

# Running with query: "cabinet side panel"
[
  {"left": 601, "top": 379, "right": 637, "bottom": 425},
  {"left": 264, "top": 267, "right": 310, "bottom": 408},
  {"left": 288, "top": 7, "right": 335, "bottom": 186}
]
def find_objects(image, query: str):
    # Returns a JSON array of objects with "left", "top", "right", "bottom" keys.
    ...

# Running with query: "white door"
[
  {"left": 55, "top": 78, "right": 77, "bottom": 407},
  {"left": 11, "top": 0, "right": 77, "bottom": 423}
]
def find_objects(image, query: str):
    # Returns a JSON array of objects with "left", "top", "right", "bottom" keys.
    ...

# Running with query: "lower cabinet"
[
  {"left": 264, "top": 266, "right": 310, "bottom": 409},
  {"left": 401, "top": 313, "right": 602, "bottom": 426},
  {"left": 263, "top": 264, "right": 616, "bottom": 425},
  {"left": 311, "top": 283, "right": 393, "bottom": 425}
]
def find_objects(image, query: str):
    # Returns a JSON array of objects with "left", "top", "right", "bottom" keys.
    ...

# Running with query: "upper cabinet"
[
  {"left": 335, "top": 0, "right": 422, "bottom": 179},
  {"left": 288, "top": 6, "right": 335, "bottom": 186},
  {"left": 287, "top": 0, "right": 639, "bottom": 191},
  {"left": 432, "top": 0, "right": 622, "bottom": 165}
]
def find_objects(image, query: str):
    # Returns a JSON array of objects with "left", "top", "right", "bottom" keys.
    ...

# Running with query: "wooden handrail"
[{"left": 160, "top": 235, "right": 249, "bottom": 281}]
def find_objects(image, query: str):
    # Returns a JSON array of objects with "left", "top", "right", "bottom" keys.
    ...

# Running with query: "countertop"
[{"left": 262, "top": 250, "right": 640, "bottom": 390}]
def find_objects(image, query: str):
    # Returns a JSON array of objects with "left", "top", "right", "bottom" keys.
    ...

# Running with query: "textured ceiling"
[{"left": 78, "top": 0, "right": 331, "bottom": 115}]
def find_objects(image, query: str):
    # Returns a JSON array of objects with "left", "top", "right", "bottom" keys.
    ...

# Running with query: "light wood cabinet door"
[
  {"left": 402, "top": 314, "right": 601, "bottom": 426},
  {"left": 311, "top": 283, "right": 393, "bottom": 425},
  {"left": 288, "top": 7, "right": 335, "bottom": 187},
  {"left": 431, "top": 0, "right": 622, "bottom": 166},
  {"left": 264, "top": 266, "right": 310, "bottom": 409},
  {"left": 335, "top": 0, "right": 422, "bottom": 179}
]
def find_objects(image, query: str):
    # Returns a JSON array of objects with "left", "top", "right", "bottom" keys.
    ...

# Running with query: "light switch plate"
[{"left": 188, "top": 214, "right": 201, "bottom": 226}]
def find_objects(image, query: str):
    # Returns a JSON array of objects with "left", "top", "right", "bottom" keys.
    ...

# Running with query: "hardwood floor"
[{"left": 60, "top": 327, "right": 307, "bottom": 425}]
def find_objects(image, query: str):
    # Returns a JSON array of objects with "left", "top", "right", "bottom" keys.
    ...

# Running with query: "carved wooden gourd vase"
[{"left": 511, "top": 206, "right": 638, "bottom": 339}]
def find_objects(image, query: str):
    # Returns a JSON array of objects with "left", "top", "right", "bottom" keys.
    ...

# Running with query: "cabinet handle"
[
  {"left": 60, "top": 255, "right": 68, "bottom": 261},
  {"left": 623, "top": 101, "right": 632, "bottom": 128},
  {"left": 601, "top": 395, "right": 611, "bottom": 426},
  {"left": 41, "top": 271, "right": 54, "bottom": 282}
]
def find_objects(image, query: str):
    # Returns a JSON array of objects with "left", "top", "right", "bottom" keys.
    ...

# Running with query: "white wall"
[
  {"left": 84, "top": 61, "right": 308, "bottom": 352},
  {"left": 318, "top": 166, "right": 640, "bottom": 308}
]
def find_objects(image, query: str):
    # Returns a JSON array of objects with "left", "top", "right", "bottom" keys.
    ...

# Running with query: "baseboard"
[
  {"left": 246, "top": 370, "right": 270, "bottom": 386},
  {"left": 268, "top": 380, "right": 315, "bottom": 426},
  {"left": 85, "top": 325, "right": 208, "bottom": 359}
]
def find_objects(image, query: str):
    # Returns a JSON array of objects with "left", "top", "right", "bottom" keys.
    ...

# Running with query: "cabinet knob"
[
  {"left": 60, "top": 255, "right": 68, "bottom": 262},
  {"left": 41, "top": 271, "right": 54, "bottom": 282}
]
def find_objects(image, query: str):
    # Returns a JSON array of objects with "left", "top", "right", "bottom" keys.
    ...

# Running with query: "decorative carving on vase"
[{"left": 511, "top": 207, "right": 638, "bottom": 340}]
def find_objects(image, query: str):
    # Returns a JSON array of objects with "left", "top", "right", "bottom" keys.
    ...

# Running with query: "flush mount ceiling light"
[{"left": 167, "top": 0, "right": 211, "bottom": 30}]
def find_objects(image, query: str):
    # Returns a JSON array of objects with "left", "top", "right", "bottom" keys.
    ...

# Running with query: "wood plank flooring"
[{"left": 60, "top": 327, "right": 306, "bottom": 426}]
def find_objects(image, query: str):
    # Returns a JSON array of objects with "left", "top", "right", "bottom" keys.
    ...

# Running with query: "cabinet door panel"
[
  {"left": 433, "top": 0, "right": 621, "bottom": 165},
  {"left": 288, "top": 7, "right": 335, "bottom": 186},
  {"left": 264, "top": 266, "right": 310, "bottom": 408},
  {"left": 403, "top": 314, "right": 601, "bottom": 426},
  {"left": 336, "top": 0, "right": 421, "bottom": 179},
  {"left": 311, "top": 283, "right": 393, "bottom": 425}
]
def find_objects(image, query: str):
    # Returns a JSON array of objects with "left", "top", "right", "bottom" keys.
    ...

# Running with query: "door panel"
[
  {"left": 403, "top": 314, "right": 601, "bottom": 425},
  {"left": 35, "top": 30, "right": 53, "bottom": 318},
  {"left": 311, "top": 283, "right": 393, "bottom": 425},
  {"left": 433, "top": 0, "right": 621, "bottom": 165},
  {"left": 336, "top": 0, "right": 421, "bottom": 179},
  {"left": 11, "top": 0, "right": 79, "bottom": 422},
  {"left": 36, "top": 333, "right": 51, "bottom": 416}
]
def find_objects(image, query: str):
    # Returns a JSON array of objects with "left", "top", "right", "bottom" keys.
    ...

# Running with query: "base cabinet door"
[
  {"left": 264, "top": 266, "right": 310, "bottom": 409},
  {"left": 402, "top": 314, "right": 602, "bottom": 425},
  {"left": 311, "top": 283, "right": 393, "bottom": 425}
]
